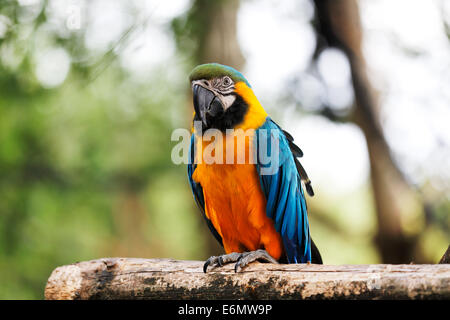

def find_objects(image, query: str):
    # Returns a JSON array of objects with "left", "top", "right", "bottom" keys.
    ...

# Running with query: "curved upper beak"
[{"left": 192, "top": 84, "right": 224, "bottom": 126}]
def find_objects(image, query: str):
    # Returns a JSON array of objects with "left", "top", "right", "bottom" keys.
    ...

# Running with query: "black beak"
[{"left": 193, "top": 85, "right": 224, "bottom": 127}]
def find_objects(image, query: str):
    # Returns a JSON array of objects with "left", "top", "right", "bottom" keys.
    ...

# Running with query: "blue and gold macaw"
[{"left": 188, "top": 63, "right": 322, "bottom": 272}]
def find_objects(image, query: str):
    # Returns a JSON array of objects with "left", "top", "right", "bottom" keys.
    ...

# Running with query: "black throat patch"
[{"left": 194, "top": 94, "right": 249, "bottom": 132}]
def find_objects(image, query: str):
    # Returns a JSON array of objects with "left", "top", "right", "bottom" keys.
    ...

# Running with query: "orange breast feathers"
[{"left": 192, "top": 130, "right": 284, "bottom": 261}]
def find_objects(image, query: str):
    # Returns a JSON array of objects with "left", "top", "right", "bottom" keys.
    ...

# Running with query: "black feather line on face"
[{"left": 194, "top": 94, "right": 249, "bottom": 132}]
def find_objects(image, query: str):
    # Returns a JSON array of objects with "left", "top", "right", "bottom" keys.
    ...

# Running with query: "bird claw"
[
  {"left": 234, "top": 254, "right": 246, "bottom": 273},
  {"left": 203, "top": 252, "right": 241, "bottom": 273},
  {"left": 203, "top": 249, "right": 278, "bottom": 273},
  {"left": 234, "top": 249, "right": 278, "bottom": 272}
]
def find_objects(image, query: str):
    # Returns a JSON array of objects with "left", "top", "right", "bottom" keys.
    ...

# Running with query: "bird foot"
[{"left": 203, "top": 249, "right": 278, "bottom": 273}]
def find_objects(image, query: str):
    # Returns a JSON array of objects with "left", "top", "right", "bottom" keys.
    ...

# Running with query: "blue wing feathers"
[
  {"left": 187, "top": 135, "right": 205, "bottom": 212},
  {"left": 256, "top": 118, "right": 312, "bottom": 263}
]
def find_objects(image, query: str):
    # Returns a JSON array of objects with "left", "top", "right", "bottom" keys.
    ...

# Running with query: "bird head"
[{"left": 189, "top": 63, "right": 254, "bottom": 132}]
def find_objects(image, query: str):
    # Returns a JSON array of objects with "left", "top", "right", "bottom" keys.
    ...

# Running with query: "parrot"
[{"left": 187, "top": 63, "right": 322, "bottom": 272}]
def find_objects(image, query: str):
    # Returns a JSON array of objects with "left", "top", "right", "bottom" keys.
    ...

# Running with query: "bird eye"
[{"left": 223, "top": 76, "right": 232, "bottom": 86}]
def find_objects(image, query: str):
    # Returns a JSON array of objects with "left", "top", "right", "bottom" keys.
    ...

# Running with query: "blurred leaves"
[{"left": 0, "top": 0, "right": 206, "bottom": 299}]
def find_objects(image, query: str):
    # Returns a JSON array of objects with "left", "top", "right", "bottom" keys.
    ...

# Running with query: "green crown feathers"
[{"left": 189, "top": 63, "right": 251, "bottom": 88}]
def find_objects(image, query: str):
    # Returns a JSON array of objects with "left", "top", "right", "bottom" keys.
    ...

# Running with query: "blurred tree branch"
[
  {"left": 172, "top": 0, "right": 244, "bottom": 67},
  {"left": 317, "top": 105, "right": 353, "bottom": 123},
  {"left": 439, "top": 245, "right": 450, "bottom": 264},
  {"left": 312, "top": 0, "right": 425, "bottom": 263}
]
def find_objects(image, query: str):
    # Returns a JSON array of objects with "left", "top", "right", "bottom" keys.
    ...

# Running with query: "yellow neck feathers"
[{"left": 234, "top": 82, "right": 268, "bottom": 130}]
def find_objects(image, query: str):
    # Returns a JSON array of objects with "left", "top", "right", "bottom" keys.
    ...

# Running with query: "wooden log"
[{"left": 44, "top": 258, "right": 450, "bottom": 300}]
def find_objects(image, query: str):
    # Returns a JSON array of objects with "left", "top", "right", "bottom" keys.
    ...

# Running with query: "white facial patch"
[{"left": 219, "top": 94, "right": 236, "bottom": 110}]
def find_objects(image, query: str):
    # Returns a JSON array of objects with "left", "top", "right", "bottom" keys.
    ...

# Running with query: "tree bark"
[
  {"left": 45, "top": 258, "right": 450, "bottom": 300},
  {"left": 200, "top": 0, "right": 245, "bottom": 68}
]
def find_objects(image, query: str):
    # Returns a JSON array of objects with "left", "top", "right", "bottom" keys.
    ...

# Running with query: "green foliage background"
[{"left": 0, "top": 0, "right": 211, "bottom": 299}]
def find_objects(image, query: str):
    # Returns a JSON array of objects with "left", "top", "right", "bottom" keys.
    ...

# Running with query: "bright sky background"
[{"left": 21, "top": 0, "right": 450, "bottom": 198}]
